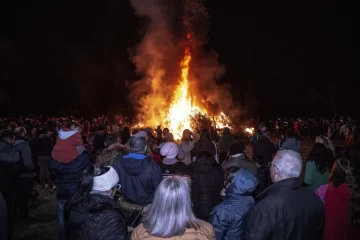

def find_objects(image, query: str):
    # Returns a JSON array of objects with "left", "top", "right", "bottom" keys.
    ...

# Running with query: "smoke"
[{"left": 129, "top": 0, "right": 235, "bottom": 125}]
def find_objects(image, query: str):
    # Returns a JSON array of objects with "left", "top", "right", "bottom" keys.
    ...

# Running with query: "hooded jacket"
[
  {"left": 188, "top": 156, "right": 224, "bottom": 219},
  {"left": 67, "top": 194, "right": 128, "bottom": 240},
  {"left": 210, "top": 169, "right": 258, "bottom": 240},
  {"left": 112, "top": 153, "right": 162, "bottom": 206},
  {"left": 52, "top": 129, "right": 83, "bottom": 163},
  {"left": 0, "top": 141, "right": 23, "bottom": 197}
]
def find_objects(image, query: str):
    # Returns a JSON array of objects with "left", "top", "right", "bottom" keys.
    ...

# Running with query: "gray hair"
[
  {"left": 128, "top": 136, "right": 147, "bottom": 153},
  {"left": 142, "top": 176, "right": 199, "bottom": 237},
  {"left": 14, "top": 127, "right": 26, "bottom": 137},
  {"left": 273, "top": 150, "right": 302, "bottom": 179}
]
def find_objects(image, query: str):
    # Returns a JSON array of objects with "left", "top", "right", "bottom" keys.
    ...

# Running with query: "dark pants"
[
  {"left": 15, "top": 177, "right": 33, "bottom": 218},
  {"left": 57, "top": 198, "right": 68, "bottom": 240},
  {"left": 0, "top": 192, "right": 8, "bottom": 240},
  {"left": 3, "top": 190, "right": 15, "bottom": 240},
  {"left": 38, "top": 156, "right": 53, "bottom": 188}
]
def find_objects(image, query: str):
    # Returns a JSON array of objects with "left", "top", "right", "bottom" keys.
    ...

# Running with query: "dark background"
[{"left": 0, "top": 1, "right": 358, "bottom": 118}]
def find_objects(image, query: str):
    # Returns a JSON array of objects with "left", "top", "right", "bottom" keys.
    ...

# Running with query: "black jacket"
[
  {"left": 0, "top": 141, "right": 23, "bottom": 197},
  {"left": 67, "top": 194, "right": 128, "bottom": 240},
  {"left": 188, "top": 156, "right": 224, "bottom": 219},
  {"left": 35, "top": 134, "right": 54, "bottom": 157},
  {"left": 244, "top": 178, "right": 324, "bottom": 240},
  {"left": 0, "top": 192, "right": 7, "bottom": 240},
  {"left": 252, "top": 136, "right": 277, "bottom": 165}
]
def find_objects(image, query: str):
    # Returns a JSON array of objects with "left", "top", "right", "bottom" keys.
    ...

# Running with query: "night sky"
[{"left": 0, "top": 1, "right": 358, "bottom": 118}]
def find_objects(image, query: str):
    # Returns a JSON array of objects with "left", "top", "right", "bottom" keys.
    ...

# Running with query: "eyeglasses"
[
  {"left": 268, "top": 162, "right": 278, "bottom": 169},
  {"left": 116, "top": 184, "right": 121, "bottom": 191}
]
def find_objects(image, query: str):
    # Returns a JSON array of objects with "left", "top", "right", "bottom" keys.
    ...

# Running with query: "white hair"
[
  {"left": 14, "top": 126, "right": 26, "bottom": 137},
  {"left": 142, "top": 176, "right": 199, "bottom": 237},
  {"left": 273, "top": 150, "right": 302, "bottom": 179}
]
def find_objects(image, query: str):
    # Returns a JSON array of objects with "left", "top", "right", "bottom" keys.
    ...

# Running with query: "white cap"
[
  {"left": 92, "top": 166, "right": 119, "bottom": 192},
  {"left": 160, "top": 142, "right": 179, "bottom": 159}
]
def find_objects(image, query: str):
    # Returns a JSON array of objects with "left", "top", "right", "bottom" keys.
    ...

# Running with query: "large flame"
[
  {"left": 132, "top": 38, "right": 232, "bottom": 139},
  {"left": 163, "top": 46, "right": 231, "bottom": 139}
]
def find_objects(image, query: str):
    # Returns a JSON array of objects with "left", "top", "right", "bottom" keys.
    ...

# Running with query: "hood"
[
  {"left": 58, "top": 129, "right": 77, "bottom": 140},
  {"left": 226, "top": 168, "right": 258, "bottom": 196},
  {"left": 120, "top": 153, "right": 152, "bottom": 176},
  {"left": 69, "top": 194, "right": 115, "bottom": 226},
  {"left": 0, "top": 141, "right": 20, "bottom": 163},
  {"left": 13, "top": 139, "right": 29, "bottom": 147},
  {"left": 189, "top": 156, "right": 217, "bottom": 173}
]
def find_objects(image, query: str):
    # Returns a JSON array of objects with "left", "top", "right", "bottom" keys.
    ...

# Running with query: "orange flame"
[
  {"left": 165, "top": 48, "right": 198, "bottom": 138},
  {"left": 134, "top": 43, "right": 231, "bottom": 139}
]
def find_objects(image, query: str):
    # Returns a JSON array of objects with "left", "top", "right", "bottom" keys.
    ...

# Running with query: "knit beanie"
[
  {"left": 160, "top": 142, "right": 178, "bottom": 159},
  {"left": 92, "top": 166, "right": 119, "bottom": 192}
]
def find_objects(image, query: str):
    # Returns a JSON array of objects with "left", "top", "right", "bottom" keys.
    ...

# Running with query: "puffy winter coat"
[
  {"left": 244, "top": 178, "right": 324, "bottom": 240},
  {"left": 189, "top": 156, "right": 224, "bottom": 219},
  {"left": 112, "top": 153, "right": 162, "bottom": 206},
  {"left": 50, "top": 151, "right": 90, "bottom": 199},
  {"left": 67, "top": 194, "right": 128, "bottom": 240},
  {"left": 210, "top": 169, "right": 258, "bottom": 240}
]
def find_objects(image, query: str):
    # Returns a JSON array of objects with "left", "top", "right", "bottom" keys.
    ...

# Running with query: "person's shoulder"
[
  {"left": 132, "top": 223, "right": 148, "bottom": 238},
  {"left": 255, "top": 193, "right": 285, "bottom": 210},
  {"left": 196, "top": 220, "right": 215, "bottom": 237}
]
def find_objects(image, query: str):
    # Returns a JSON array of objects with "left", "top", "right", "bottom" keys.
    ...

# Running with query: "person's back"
[
  {"left": 281, "top": 137, "right": 301, "bottom": 153},
  {"left": 0, "top": 130, "right": 22, "bottom": 240},
  {"left": 210, "top": 169, "right": 258, "bottom": 240},
  {"left": 245, "top": 150, "right": 324, "bottom": 240},
  {"left": 252, "top": 135, "right": 276, "bottom": 165},
  {"left": 159, "top": 142, "right": 188, "bottom": 178},
  {"left": 114, "top": 153, "right": 162, "bottom": 205},
  {"left": 65, "top": 165, "right": 128, "bottom": 240},
  {"left": 188, "top": 153, "right": 224, "bottom": 219},
  {"left": 68, "top": 194, "right": 127, "bottom": 240},
  {"left": 131, "top": 175, "right": 215, "bottom": 240},
  {"left": 0, "top": 192, "right": 8, "bottom": 240},
  {"left": 305, "top": 143, "right": 334, "bottom": 191},
  {"left": 0, "top": 140, "right": 22, "bottom": 197},
  {"left": 113, "top": 132, "right": 162, "bottom": 205},
  {"left": 51, "top": 151, "right": 90, "bottom": 199},
  {"left": 51, "top": 151, "right": 90, "bottom": 240},
  {"left": 52, "top": 128, "right": 84, "bottom": 163}
]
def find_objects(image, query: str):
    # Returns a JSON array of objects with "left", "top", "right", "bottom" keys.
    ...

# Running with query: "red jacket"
[
  {"left": 52, "top": 129, "right": 83, "bottom": 163},
  {"left": 324, "top": 183, "right": 359, "bottom": 240}
]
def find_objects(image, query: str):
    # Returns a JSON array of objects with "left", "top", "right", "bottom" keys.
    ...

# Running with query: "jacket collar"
[{"left": 256, "top": 177, "right": 302, "bottom": 201}]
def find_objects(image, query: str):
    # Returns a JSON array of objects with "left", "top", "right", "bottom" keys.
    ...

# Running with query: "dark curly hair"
[{"left": 307, "top": 143, "right": 335, "bottom": 174}]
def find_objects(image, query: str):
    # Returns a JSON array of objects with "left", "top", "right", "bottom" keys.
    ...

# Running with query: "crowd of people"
[{"left": 0, "top": 115, "right": 359, "bottom": 240}]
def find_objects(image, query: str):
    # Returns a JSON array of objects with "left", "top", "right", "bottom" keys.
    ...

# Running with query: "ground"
[{"left": 13, "top": 138, "right": 314, "bottom": 240}]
